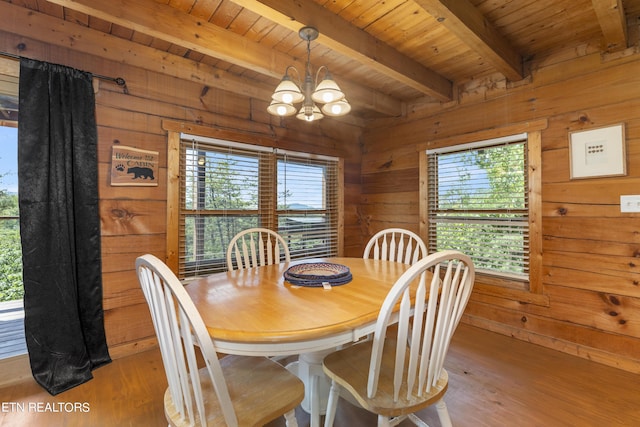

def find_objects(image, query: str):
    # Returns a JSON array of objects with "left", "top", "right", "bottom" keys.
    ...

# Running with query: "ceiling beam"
[
  {"left": 231, "top": 0, "right": 453, "bottom": 102},
  {"left": 0, "top": 2, "right": 271, "bottom": 99},
  {"left": 45, "top": 0, "right": 403, "bottom": 117},
  {"left": 414, "top": 0, "right": 524, "bottom": 82},
  {"left": 592, "top": 0, "right": 628, "bottom": 51}
]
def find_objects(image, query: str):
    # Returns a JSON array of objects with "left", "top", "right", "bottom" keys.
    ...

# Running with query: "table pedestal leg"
[{"left": 287, "top": 349, "right": 333, "bottom": 427}]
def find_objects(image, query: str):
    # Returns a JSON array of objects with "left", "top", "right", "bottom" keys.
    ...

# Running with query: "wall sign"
[
  {"left": 110, "top": 145, "right": 159, "bottom": 186},
  {"left": 569, "top": 123, "right": 626, "bottom": 179}
]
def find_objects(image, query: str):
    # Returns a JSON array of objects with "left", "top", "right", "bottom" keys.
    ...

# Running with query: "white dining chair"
[
  {"left": 363, "top": 228, "right": 427, "bottom": 265},
  {"left": 136, "top": 254, "right": 304, "bottom": 427},
  {"left": 226, "top": 227, "right": 291, "bottom": 271},
  {"left": 322, "top": 250, "right": 475, "bottom": 427}
]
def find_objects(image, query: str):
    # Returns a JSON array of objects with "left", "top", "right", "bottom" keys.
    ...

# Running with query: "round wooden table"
[{"left": 185, "top": 257, "right": 413, "bottom": 427}]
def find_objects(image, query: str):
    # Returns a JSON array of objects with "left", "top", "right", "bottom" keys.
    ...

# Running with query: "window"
[
  {"left": 175, "top": 134, "right": 341, "bottom": 278},
  {"left": 426, "top": 133, "right": 530, "bottom": 287},
  {"left": 0, "top": 124, "right": 25, "bottom": 359},
  {"left": 0, "top": 125, "right": 21, "bottom": 299}
]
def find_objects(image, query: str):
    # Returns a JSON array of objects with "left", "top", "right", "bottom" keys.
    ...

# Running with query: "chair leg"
[
  {"left": 284, "top": 409, "right": 299, "bottom": 427},
  {"left": 323, "top": 380, "right": 340, "bottom": 427},
  {"left": 377, "top": 415, "right": 392, "bottom": 427},
  {"left": 435, "top": 399, "right": 452, "bottom": 427},
  {"left": 379, "top": 415, "right": 407, "bottom": 427}
]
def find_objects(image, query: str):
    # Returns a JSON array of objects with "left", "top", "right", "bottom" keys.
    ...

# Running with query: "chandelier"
[{"left": 267, "top": 26, "right": 350, "bottom": 122}]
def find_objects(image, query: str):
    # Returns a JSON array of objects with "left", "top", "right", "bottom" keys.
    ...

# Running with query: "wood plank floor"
[{"left": 1, "top": 323, "right": 639, "bottom": 426}]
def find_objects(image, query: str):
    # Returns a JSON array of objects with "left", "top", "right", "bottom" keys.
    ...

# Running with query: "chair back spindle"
[
  {"left": 367, "top": 250, "right": 475, "bottom": 400},
  {"left": 364, "top": 228, "right": 427, "bottom": 265},
  {"left": 136, "top": 254, "right": 238, "bottom": 426},
  {"left": 227, "top": 228, "right": 291, "bottom": 271}
]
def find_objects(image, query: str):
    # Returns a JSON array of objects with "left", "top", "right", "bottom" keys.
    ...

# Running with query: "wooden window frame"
[
  {"left": 418, "top": 120, "right": 549, "bottom": 306},
  {"left": 163, "top": 121, "right": 344, "bottom": 276}
]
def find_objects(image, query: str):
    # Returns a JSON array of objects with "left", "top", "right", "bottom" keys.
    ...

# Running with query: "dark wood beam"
[
  {"left": 46, "top": 0, "right": 403, "bottom": 117},
  {"left": 414, "top": 0, "right": 524, "bottom": 82},
  {"left": 592, "top": 0, "right": 628, "bottom": 51},
  {"left": 232, "top": 0, "right": 453, "bottom": 101}
]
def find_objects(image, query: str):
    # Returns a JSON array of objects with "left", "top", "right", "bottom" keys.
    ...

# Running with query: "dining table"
[{"left": 185, "top": 256, "right": 414, "bottom": 427}]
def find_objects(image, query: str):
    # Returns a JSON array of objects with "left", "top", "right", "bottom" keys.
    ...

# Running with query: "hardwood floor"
[{"left": 1, "top": 324, "right": 639, "bottom": 427}]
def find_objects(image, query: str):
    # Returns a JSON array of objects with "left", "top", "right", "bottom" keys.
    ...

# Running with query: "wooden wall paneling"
[
  {"left": 362, "top": 45, "right": 640, "bottom": 371},
  {"left": 103, "top": 304, "right": 156, "bottom": 348},
  {"left": 543, "top": 260, "right": 640, "bottom": 298},
  {"left": 542, "top": 200, "right": 628, "bottom": 218},
  {"left": 361, "top": 168, "right": 419, "bottom": 194},
  {"left": 361, "top": 143, "right": 420, "bottom": 174},
  {"left": 463, "top": 299, "right": 640, "bottom": 371},
  {"left": 544, "top": 179, "right": 640, "bottom": 204},
  {"left": 100, "top": 200, "right": 166, "bottom": 236},
  {"left": 463, "top": 309, "right": 640, "bottom": 374},
  {"left": 544, "top": 217, "right": 640, "bottom": 246},
  {"left": 469, "top": 280, "right": 640, "bottom": 339},
  {"left": 101, "top": 234, "right": 166, "bottom": 257},
  {"left": 101, "top": 270, "right": 146, "bottom": 311},
  {"left": 101, "top": 249, "right": 164, "bottom": 274},
  {"left": 543, "top": 235, "right": 640, "bottom": 258},
  {"left": 542, "top": 284, "right": 640, "bottom": 336}
]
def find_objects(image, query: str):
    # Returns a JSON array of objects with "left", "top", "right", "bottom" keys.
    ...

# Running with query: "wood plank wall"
[
  {"left": 361, "top": 42, "right": 640, "bottom": 373},
  {"left": 0, "top": 26, "right": 363, "bottom": 358}
]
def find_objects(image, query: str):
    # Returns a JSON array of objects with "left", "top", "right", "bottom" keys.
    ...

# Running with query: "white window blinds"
[
  {"left": 426, "top": 133, "right": 529, "bottom": 281},
  {"left": 179, "top": 135, "right": 339, "bottom": 278}
]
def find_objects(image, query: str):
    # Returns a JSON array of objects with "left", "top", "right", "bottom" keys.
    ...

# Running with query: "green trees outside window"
[{"left": 0, "top": 178, "right": 21, "bottom": 302}]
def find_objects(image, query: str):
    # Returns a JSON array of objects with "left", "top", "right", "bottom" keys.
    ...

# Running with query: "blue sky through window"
[{"left": 0, "top": 126, "right": 18, "bottom": 194}]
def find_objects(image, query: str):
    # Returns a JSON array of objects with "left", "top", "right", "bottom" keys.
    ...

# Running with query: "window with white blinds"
[
  {"left": 179, "top": 135, "right": 339, "bottom": 278},
  {"left": 426, "top": 133, "right": 529, "bottom": 282}
]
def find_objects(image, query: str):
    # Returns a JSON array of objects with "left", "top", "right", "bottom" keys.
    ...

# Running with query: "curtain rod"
[{"left": 0, "top": 51, "right": 128, "bottom": 92}]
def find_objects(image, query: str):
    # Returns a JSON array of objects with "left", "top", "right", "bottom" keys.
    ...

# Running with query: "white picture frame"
[{"left": 569, "top": 123, "right": 626, "bottom": 179}]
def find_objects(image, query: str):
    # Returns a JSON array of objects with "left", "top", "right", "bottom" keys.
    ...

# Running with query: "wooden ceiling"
[{"left": 2, "top": 0, "right": 640, "bottom": 122}]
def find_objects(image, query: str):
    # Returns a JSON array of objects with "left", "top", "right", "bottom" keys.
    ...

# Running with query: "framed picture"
[
  {"left": 110, "top": 145, "right": 159, "bottom": 186},
  {"left": 569, "top": 123, "right": 626, "bottom": 179}
]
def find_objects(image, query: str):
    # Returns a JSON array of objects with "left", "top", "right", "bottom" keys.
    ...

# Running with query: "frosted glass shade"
[
  {"left": 267, "top": 100, "right": 297, "bottom": 117},
  {"left": 311, "top": 76, "right": 345, "bottom": 104},
  {"left": 271, "top": 76, "right": 304, "bottom": 104},
  {"left": 322, "top": 98, "right": 351, "bottom": 116}
]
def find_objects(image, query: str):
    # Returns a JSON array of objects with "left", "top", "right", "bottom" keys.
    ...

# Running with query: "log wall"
[{"left": 361, "top": 43, "right": 640, "bottom": 373}]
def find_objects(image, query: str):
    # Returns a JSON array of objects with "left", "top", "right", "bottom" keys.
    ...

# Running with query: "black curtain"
[{"left": 17, "top": 58, "right": 111, "bottom": 395}]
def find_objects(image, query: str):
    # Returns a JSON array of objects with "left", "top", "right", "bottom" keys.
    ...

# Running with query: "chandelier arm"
[
  {"left": 283, "top": 65, "right": 301, "bottom": 87},
  {"left": 314, "top": 65, "right": 328, "bottom": 87}
]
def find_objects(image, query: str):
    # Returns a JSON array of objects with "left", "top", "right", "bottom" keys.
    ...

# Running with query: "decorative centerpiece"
[{"left": 284, "top": 262, "right": 352, "bottom": 287}]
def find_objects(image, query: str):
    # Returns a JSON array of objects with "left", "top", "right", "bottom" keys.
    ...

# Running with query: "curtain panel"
[{"left": 18, "top": 58, "right": 111, "bottom": 395}]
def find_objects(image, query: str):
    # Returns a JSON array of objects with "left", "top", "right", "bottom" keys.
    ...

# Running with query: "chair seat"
[
  {"left": 165, "top": 354, "right": 304, "bottom": 427},
  {"left": 323, "top": 340, "right": 448, "bottom": 417}
]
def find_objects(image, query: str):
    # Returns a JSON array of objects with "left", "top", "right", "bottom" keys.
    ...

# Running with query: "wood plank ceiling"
[{"left": 1, "top": 0, "right": 640, "bottom": 121}]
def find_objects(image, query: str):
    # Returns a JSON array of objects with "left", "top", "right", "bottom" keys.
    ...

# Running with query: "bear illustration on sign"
[{"left": 127, "top": 167, "right": 155, "bottom": 180}]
